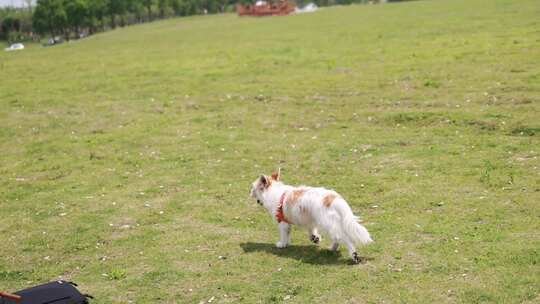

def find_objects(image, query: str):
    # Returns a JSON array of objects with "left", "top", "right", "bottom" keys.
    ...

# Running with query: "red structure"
[{"left": 237, "top": 0, "right": 296, "bottom": 16}]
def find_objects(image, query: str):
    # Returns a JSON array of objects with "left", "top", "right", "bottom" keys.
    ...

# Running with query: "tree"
[
  {"left": 169, "top": 0, "right": 195, "bottom": 16},
  {"left": 87, "top": 0, "right": 108, "bottom": 31},
  {"left": 65, "top": 0, "right": 88, "bottom": 36},
  {"left": 2, "top": 16, "right": 20, "bottom": 42},
  {"left": 142, "top": 0, "right": 155, "bottom": 21},
  {"left": 33, "top": 0, "right": 68, "bottom": 38},
  {"left": 0, "top": 6, "right": 33, "bottom": 41},
  {"left": 108, "top": 0, "right": 128, "bottom": 28},
  {"left": 1, "top": 16, "right": 21, "bottom": 34},
  {"left": 169, "top": 0, "right": 182, "bottom": 15},
  {"left": 217, "top": 0, "right": 229, "bottom": 13},
  {"left": 200, "top": 0, "right": 219, "bottom": 14},
  {"left": 127, "top": 0, "right": 145, "bottom": 23},
  {"left": 24, "top": 0, "right": 33, "bottom": 12},
  {"left": 158, "top": 0, "right": 168, "bottom": 18}
]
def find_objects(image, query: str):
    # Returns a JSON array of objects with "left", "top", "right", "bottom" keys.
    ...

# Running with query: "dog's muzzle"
[{"left": 257, "top": 199, "right": 262, "bottom": 205}]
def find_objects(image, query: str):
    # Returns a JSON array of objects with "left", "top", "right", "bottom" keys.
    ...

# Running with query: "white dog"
[{"left": 250, "top": 170, "right": 373, "bottom": 264}]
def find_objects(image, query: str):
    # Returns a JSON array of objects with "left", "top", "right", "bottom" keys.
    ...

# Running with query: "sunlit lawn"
[{"left": 1, "top": 0, "right": 539, "bottom": 302}]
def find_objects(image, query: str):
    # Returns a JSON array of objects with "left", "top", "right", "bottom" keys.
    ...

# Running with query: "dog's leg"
[
  {"left": 276, "top": 222, "right": 291, "bottom": 248},
  {"left": 329, "top": 241, "right": 339, "bottom": 251},
  {"left": 344, "top": 240, "right": 361, "bottom": 264},
  {"left": 286, "top": 224, "right": 292, "bottom": 244},
  {"left": 309, "top": 228, "right": 321, "bottom": 245}
]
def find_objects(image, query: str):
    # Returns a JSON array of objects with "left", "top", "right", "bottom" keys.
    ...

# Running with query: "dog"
[{"left": 250, "top": 169, "right": 373, "bottom": 264}]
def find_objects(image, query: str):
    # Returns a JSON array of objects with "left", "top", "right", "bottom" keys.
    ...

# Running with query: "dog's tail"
[{"left": 334, "top": 199, "right": 373, "bottom": 245}]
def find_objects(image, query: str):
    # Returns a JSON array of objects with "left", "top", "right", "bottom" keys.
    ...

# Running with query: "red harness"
[{"left": 276, "top": 192, "right": 290, "bottom": 224}]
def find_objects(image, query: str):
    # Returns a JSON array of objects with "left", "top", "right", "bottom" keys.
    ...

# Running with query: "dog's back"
[{"left": 284, "top": 186, "right": 373, "bottom": 245}]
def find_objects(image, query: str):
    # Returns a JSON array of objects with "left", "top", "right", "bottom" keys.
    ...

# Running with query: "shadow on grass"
[{"left": 240, "top": 242, "right": 370, "bottom": 265}]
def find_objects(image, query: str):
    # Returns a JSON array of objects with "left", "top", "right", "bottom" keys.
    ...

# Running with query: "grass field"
[{"left": 1, "top": 0, "right": 540, "bottom": 303}]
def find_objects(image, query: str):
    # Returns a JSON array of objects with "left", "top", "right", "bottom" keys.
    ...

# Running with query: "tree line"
[
  {"left": 1, "top": 0, "right": 402, "bottom": 43},
  {"left": 1, "top": 0, "right": 238, "bottom": 42},
  {"left": 1, "top": 5, "right": 33, "bottom": 42}
]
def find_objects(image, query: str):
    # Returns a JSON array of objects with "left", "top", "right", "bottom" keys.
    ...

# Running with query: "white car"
[{"left": 4, "top": 43, "right": 25, "bottom": 52}]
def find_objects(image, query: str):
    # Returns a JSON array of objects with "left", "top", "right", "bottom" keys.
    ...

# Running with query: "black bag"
[{"left": 0, "top": 281, "right": 92, "bottom": 304}]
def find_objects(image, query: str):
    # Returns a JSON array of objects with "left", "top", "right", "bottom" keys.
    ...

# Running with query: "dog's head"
[{"left": 250, "top": 169, "right": 281, "bottom": 205}]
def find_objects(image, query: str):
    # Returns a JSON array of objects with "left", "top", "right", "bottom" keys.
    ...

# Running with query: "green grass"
[{"left": 1, "top": 0, "right": 539, "bottom": 303}]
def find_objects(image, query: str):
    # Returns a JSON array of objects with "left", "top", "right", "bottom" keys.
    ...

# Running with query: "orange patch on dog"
[
  {"left": 288, "top": 189, "right": 306, "bottom": 206},
  {"left": 323, "top": 194, "right": 337, "bottom": 207}
]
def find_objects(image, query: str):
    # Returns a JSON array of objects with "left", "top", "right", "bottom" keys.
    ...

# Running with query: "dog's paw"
[
  {"left": 309, "top": 234, "right": 320, "bottom": 244},
  {"left": 276, "top": 241, "right": 288, "bottom": 248},
  {"left": 352, "top": 252, "right": 365, "bottom": 264}
]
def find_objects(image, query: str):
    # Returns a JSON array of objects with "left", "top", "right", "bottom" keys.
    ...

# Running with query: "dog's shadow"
[{"left": 240, "top": 242, "right": 370, "bottom": 265}]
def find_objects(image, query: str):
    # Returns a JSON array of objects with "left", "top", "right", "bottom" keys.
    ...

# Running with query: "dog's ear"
[
  {"left": 259, "top": 175, "right": 270, "bottom": 188},
  {"left": 271, "top": 168, "right": 281, "bottom": 181}
]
